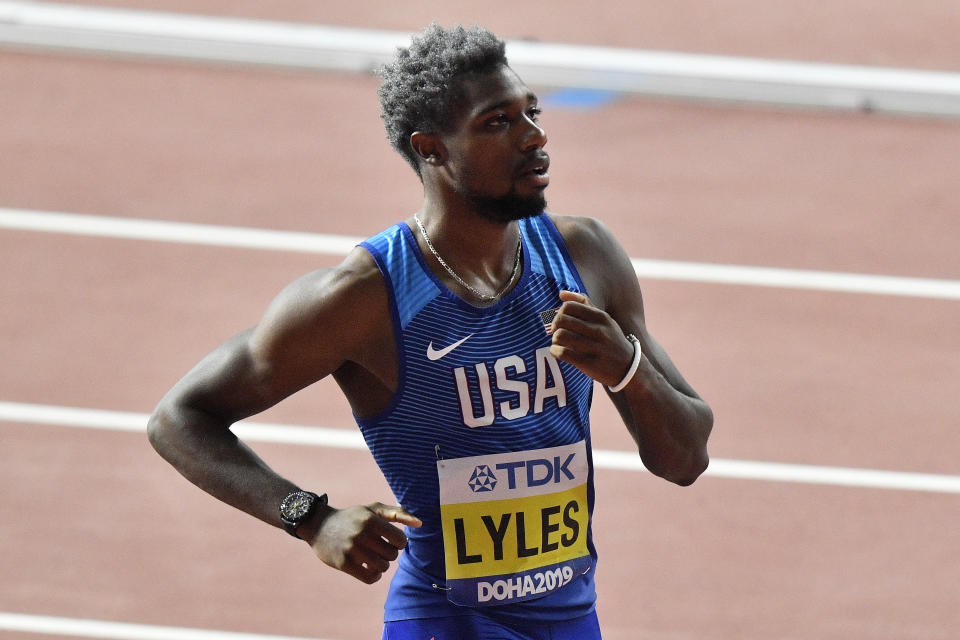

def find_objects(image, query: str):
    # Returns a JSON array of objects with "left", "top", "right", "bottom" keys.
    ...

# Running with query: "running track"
[{"left": 2, "top": 3, "right": 959, "bottom": 639}]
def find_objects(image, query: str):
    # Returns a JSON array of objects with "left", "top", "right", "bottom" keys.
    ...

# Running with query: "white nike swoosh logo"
[{"left": 426, "top": 334, "right": 473, "bottom": 361}]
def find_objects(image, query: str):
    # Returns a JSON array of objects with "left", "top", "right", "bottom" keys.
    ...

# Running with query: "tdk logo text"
[
  {"left": 468, "top": 465, "right": 498, "bottom": 492},
  {"left": 490, "top": 453, "right": 577, "bottom": 490}
]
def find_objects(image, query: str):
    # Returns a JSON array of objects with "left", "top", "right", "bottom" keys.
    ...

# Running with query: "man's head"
[
  {"left": 378, "top": 24, "right": 549, "bottom": 222},
  {"left": 378, "top": 24, "right": 507, "bottom": 178}
]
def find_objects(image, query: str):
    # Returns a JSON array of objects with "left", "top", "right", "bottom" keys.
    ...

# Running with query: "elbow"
[
  {"left": 668, "top": 451, "right": 709, "bottom": 487},
  {"left": 645, "top": 449, "right": 708, "bottom": 487},
  {"left": 635, "top": 402, "right": 714, "bottom": 486},
  {"left": 146, "top": 407, "right": 166, "bottom": 451},
  {"left": 668, "top": 406, "right": 713, "bottom": 486},
  {"left": 146, "top": 402, "right": 178, "bottom": 454}
]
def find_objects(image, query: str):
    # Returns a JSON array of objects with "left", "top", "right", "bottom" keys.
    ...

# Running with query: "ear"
[{"left": 410, "top": 131, "right": 446, "bottom": 167}]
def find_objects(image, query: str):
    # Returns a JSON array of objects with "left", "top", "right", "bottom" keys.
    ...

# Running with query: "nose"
[{"left": 520, "top": 114, "right": 547, "bottom": 151}]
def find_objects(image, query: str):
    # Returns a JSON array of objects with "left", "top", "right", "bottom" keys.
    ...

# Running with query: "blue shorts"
[{"left": 381, "top": 610, "right": 601, "bottom": 640}]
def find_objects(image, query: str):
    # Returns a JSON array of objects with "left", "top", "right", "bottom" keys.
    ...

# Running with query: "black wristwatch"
[{"left": 279, "top": 490, "right": 327, "bottom": 539}]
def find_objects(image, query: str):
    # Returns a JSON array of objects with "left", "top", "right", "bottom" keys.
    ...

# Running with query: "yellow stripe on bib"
[{"left": 441, "top": 483, "right": 589, "bottom": 580}]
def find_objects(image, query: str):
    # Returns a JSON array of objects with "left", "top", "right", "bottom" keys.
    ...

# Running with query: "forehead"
[{"left": 453, "top": 65, "right": 536, "bottom": 121}]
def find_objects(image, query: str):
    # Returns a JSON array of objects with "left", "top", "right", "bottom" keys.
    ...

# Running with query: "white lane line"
[
  {"left": 595, "top": 449, "right": 960, "bottom": 494},
  {"left": 0, "top": 208, "right": 363, "bottom": 254},
  {"left": 3, "top": 208, "right": 959, "bottom": 300},
  {"left": 628, "top": 258, "right": 960, "bottom": 299},
  {"left": 0, "top": 612, "right": 332, "bottom": 640},
  {"left": 3, "top": 400, "right": 959, "bottom": 494},
  {"left": 0, "top": 400, "right": 368, "bottom": 449}
]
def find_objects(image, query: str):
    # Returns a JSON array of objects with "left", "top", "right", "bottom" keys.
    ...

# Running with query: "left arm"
[{"left": 549, "top": 215, "right": 713, "bottom": 486}]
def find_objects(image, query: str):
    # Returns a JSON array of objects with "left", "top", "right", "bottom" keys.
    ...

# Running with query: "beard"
[{"left": 466, "top": 189, "right": 547, "bottom": 224}]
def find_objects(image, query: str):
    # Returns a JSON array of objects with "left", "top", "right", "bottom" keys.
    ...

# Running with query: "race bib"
[{"left": 437, "top": 440, "right": 593, "bottom": 607}]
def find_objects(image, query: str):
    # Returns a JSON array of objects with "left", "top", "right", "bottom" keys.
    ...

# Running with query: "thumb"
[{"left": 369, "top": 503, "right": 423, "bottom": 528}]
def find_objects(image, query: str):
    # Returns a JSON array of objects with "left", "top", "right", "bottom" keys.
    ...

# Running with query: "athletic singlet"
[{"left": 357, "top": 213, "right": 598, "bottom": 624}]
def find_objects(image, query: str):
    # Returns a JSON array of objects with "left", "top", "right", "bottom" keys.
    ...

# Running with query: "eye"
[
  {"left": 485, "top": 113, "right": 510, "bottom": 128},
  {"left": 527, "top": 107, "right": 542, "bottom": 122}
]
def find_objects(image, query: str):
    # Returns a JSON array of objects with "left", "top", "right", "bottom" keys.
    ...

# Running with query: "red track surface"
[{"left": 2, "top": 4, "right": 959, "bottom": 639}]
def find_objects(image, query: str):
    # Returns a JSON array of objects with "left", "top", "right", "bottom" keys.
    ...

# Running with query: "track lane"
[
  {"left": 2, "top": 53, "right": 958, "bottom": 278},
  {"left": 3, "top": 10, "right": 959, "bottom": 637},
  {"left": 3, "top": 230, "right": 958, "bottom": 473},
  {"left": 3, "top": 422, "right": 959, "bottom": 640}
]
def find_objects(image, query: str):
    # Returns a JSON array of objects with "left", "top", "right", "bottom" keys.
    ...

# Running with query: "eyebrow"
[{"left": 473, "top": 92, "right": 539, "bottom": 118}]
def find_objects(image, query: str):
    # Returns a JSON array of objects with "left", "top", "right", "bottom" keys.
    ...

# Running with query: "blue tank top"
[{"left": 358, "top": 214, "right": 597, "bottom": 623}]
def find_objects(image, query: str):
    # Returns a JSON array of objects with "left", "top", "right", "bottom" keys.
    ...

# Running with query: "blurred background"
[{"left": 2, "top": 2, "right": 959, "bottom": 639}]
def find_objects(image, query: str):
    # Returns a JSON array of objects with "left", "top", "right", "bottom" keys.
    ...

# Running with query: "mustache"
[{"left": 516, "top": 152, "right": 550, "bottom": 176}]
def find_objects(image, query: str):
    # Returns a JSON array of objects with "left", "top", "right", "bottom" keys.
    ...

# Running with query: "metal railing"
[{"left": 2, "top": 1, "right": 960, "bottom": 117}]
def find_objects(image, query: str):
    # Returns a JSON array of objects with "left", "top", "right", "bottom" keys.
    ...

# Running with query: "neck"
[
  {"left": 413, "top": 200, "right": 522, "bottom": 301},
  {"left": 420, "top": 192, "right": 520, "bottom": 257}
]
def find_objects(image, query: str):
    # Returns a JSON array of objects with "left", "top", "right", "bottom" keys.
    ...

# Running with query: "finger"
[
  {"left": 559, "top": 290, "right": 590, "bottom": 305},
  {"left": 348, "top": 545, "right": 391, "bottom": 574},
  {"left": 557, "top": 300, "right": 608, "bottom": 325},
  {"left": 352, "top": 524, "right": 402, "bottom": 562},
  {"left": 361, "top": 533, "right": 402, "bottom": 562},
  {"left": 551, "top": 328, "right": 602, "bottom": 357},
  {"left": 365, "top": 506, "right": 413, "bottom": 549},
  {"left": 370, "top": 521, "right": 408, "bottom": 551},
  {"left": 552, "top": 312, "right": 604, "bottom": 341},
  {"left": 549, "top": 342, "right": 570, "bottom": 361},
  {"left": 549, "top": 342, "right": 594, "bottom": 369},
  {"left": 369, "top": 503, "right": 423, "bottom": 528},
  {"left": 342, "top": 558, "right": 383, "bottom": 585}
]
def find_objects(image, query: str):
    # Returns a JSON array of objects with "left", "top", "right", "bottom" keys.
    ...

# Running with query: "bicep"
[
  {"left": 170, "top": 268, "right": 353, "bottom": 424},
  {"left": 167, "top": 325, "right": 315, "bottom": 426}
]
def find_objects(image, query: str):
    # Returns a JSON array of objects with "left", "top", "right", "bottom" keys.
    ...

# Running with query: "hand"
[
  {"left": 306, "top": 502, "right": 422, "bottom": 584},
  {"left": 549, "top": 290, "right": 636, "bottom": 387}
]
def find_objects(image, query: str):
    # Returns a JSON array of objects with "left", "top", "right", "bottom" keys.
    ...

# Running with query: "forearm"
[
  {"left": 610, "top": 357, "right": 713, "bottom": 486},
  {"left": 147, "top": 400, "right": 298, "bottom": 529}
]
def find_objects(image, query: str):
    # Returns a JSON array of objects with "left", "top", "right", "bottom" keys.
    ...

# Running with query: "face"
[{"left": 438, "top": 65, "right": 550, "bottom": 223}]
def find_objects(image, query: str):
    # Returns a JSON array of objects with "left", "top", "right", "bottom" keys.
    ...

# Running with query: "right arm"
[{"left": 147, "top": 250, "right": 420, "bottom": 584}]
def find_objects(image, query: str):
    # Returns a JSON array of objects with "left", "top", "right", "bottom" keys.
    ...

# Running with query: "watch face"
[{"left": 281, "top": 491, "right": 314, "bottom": 521}]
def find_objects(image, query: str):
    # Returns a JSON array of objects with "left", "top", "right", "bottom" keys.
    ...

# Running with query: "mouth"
[{"left": 517, "top": 155, "right": 550, "bottom": 188}]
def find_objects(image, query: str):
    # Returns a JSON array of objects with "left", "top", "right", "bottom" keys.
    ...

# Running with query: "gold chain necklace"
[{"left": 413, "top": 214, "right": 522, "bottom": 302}]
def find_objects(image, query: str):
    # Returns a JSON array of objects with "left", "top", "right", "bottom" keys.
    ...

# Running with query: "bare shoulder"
[
  {"left": 546, "top": 213, "right": 636, "bottom": 313},
  {"left": 250, "top": 246, "right": 391, "bottom": 374},
  {"left": 165, "top": 246, "right": 394, "bottom": 422},
  {"left": 271, "top": 246, "right": 384, "bottom": 316},
  {"left": 547, "top": 213, "right": 612, "bottom": 250}
]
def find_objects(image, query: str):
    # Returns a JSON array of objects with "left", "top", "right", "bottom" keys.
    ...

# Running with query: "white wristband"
[{"left": 607, "top": 334, "right": 642, "bottom": 393}]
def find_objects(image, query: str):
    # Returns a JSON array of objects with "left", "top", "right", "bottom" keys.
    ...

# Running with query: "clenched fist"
[{"left": 549, "top": 290, "right": 636, "bottom": 388}]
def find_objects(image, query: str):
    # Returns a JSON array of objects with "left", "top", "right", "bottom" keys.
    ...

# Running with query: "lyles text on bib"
[{"left": 437, "top": 440, "right": 593, "bottom": 606}]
